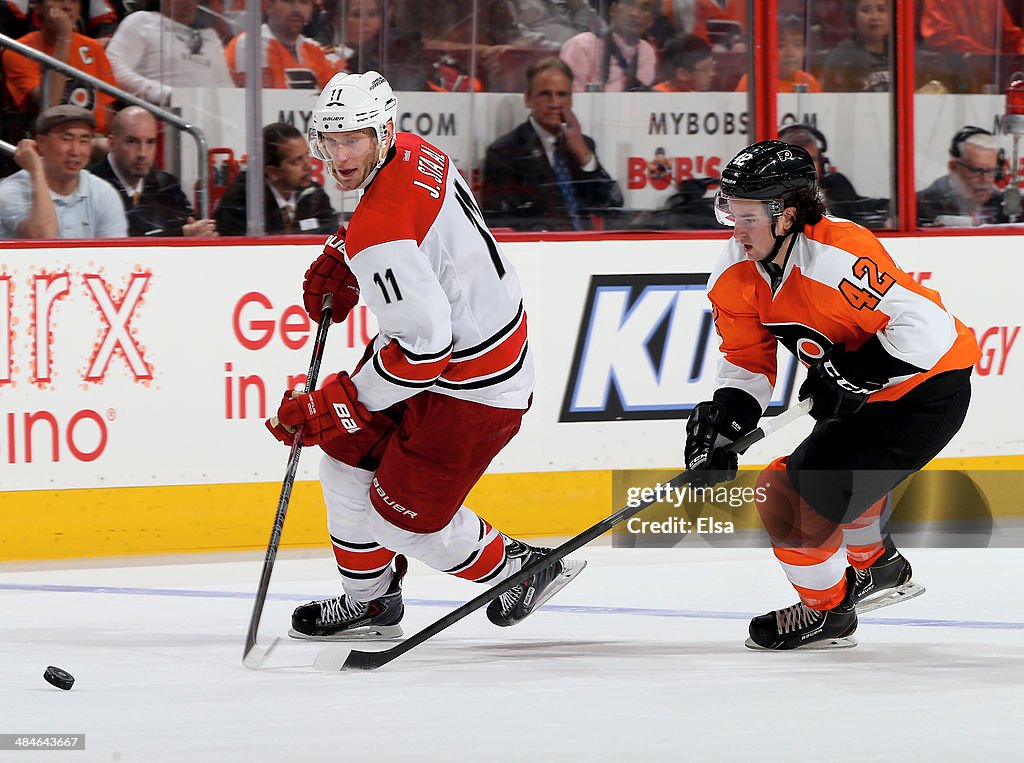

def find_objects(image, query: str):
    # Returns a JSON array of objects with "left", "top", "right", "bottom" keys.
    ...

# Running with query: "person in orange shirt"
[
  {"left": 2, "top": 0, "right": 119, "bottom": 133},
  {"left": 662, "top": 0, "right": 746, "bottom": 48},
  {"left": 225, "top": 0, "right": 340, "bottom": 89},
  {"left": 653, "top": 32, "right": 715, "bottom": 92},
  {"left": 920, "top": 0, "right": 1024, "bottom": 55},
  {"left": 735, "top": 15, "right": 822, "bottom": 92},
  {"left": 684, "top": 140, "right": 979, "bottom": 650}
]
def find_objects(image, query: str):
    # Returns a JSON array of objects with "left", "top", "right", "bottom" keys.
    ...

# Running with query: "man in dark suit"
[
  {"left": 90, "top": 106, "right": 217, "bottom": 237},
  {"left": 215, "top": 122, "right": 339, "bottom": 236},
  {"left": 480, "top": 56, "right": 622, "bottom": 231}
]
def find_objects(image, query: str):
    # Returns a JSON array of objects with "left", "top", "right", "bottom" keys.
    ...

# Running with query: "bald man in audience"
[{"left": 90, "top": 106, "right": 217, "bottom": 237}]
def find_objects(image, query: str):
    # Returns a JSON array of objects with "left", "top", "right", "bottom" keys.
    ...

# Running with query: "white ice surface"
[{"left": 1, "top": 545, "right": 1022, "bottom": 762}]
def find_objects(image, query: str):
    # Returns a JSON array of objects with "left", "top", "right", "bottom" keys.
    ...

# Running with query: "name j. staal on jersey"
[
  {"left": 707, "top": 215, "right": 981, "bottom": 412},
  {"left": 328, "top": 132, "right": 534, "bottom": 412}
]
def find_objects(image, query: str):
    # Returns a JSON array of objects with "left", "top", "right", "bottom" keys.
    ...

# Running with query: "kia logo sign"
[{"left": 560, "top": 274, "right": 799, "bottom": 422}]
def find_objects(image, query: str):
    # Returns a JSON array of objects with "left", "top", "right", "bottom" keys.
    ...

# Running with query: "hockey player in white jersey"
[{"left": 266, "top": 71, "right": 585, "bottom": 640}]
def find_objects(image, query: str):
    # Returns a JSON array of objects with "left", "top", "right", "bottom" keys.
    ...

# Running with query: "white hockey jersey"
[{"left": 337, "top": 133, "right": 535, "bottom": 412}]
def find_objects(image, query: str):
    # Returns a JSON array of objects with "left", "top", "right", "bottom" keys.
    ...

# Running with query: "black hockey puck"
[{"left": 43, "top": 666, "right": 75, "bottom": 691}]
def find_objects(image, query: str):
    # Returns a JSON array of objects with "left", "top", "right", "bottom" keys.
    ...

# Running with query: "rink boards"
[{"left": 1, "top": 233, "right": 1021, "bottom": 559}]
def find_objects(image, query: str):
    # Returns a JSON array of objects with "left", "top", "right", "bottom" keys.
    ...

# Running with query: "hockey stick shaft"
[
  {"left": 337, "top": 398, "right": 812, "bottom": 671},
  {"left": 242, "top": 295, "right": 334, "bottom": 666}
]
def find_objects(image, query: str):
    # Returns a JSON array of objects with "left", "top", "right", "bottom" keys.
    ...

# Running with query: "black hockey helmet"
[{"left": 715, "top": 140, "right": 819, "bottom": 227}]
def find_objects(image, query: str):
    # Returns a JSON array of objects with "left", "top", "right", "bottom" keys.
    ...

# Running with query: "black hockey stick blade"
[
  {"left": 315, "top": 398, "right": 812, "bottom": 672},
  {"left": 243, "top": 294, "right": 334, "bottom": 668}
]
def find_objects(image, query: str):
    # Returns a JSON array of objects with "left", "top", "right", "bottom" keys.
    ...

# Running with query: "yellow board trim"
[{"left": 1, "top": 455, "right": 1021, "bottom": 561}]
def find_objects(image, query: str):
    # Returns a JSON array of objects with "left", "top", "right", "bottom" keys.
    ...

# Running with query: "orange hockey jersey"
[
  {"left": 707, "top": 216, "right": 981, "bottom": 412},
  {"left": 3, "top": 31, "right": 118, "bottom": 132},
  {"left": 225, "top": 25, "right": 340, "bottom": 90}
]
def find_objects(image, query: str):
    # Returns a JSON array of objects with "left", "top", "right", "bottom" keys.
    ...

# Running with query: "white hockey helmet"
[{"left": 308, "top": 71, "right": 398, "bottom": 190}]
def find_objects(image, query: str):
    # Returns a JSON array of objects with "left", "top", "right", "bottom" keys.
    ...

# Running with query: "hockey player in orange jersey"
[
  {"left": 264, "top": 71, "right": 585, "bottom": 641},
  {"left": 685, "top": 140, "right": 980, "bottom": 650}
]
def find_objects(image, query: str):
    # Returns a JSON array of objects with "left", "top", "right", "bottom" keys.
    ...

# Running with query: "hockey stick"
[
  {"left": 314, "top": 397, "right": 813, "bottom": 672},
  {"left": 242, "top": 294, "right": 334, "bottom": 669}
]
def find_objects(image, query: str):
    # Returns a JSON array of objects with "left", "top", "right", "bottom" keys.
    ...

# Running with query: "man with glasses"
[
  {"left": 653, "top": 33, "right": 715, "bottom": 92},
  {"left": 917, "top": 126, "right": 1009, "bottom": 226}
]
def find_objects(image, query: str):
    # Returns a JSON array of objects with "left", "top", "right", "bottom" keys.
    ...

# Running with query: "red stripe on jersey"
[
  {"left": 452, "top": 533, "right": 506, "bottom": 582},
  {"left": 332, "top": 543, "right": 396, "bottom": 573},
  {"left": 377, "top": 340, "right": 452, "bottom": 385},
  {"left": 346, "top": 134, "right": 450, "bottom": 256},
  {"left": 441, "top": 312, "right": 529, "bottom": 383}
]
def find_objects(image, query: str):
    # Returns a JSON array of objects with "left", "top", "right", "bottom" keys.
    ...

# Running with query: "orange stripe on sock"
[
  {"left": 794, "top": 578, "right": 847, "bottom": 610},
  {"left": 774, "top": 546, "right": 841, "bottom": 566},
  {"left": 844, "top": 495, "right": 887, "bottom": 530},
  {"left": 846, "top": 543, "right": 886, "bottom": 569}
]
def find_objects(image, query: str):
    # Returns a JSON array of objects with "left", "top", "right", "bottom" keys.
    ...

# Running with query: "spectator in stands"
[
  {"left": 0, "top": 105, "right": 127, "bottom": 238},
  {"left": 214, "top": 122, "right": 338, "bottom": 236},
  {"left": 307, "top": 0, "right": 429, "bottom": 91},
  {"left": 1, "top": 0, "right": 120, "bottom": 40},
  {"left": 681, "top": 0, "right": 747, "bottom": 51},
  {"left": 2, "top": 0, "right": 119, "bottom": 133},
  {"left": 106, "top": 0, "right": 234, "bottom": 106},
  {"left": 1, "top": 0, "right": 36, "bottom": 38},
  {"left": 560, "top": 0, "right": 658, "bottom": 92},
  {"left": 779, "top": 0, "right": 849, "bottom": 52},
  {"left": 198, "top": 0, "right": 240, "bottom": 46},
  {"left": 778, "top": 122, "right": 890, "bottom": 228},
  {"left": 917, "top": 126, "right": 1009, "bottom": 227},
  {"left": 735, "top": 15, "right": 821, "bottom": 92},
  {"left": 89, "top": 106, "right": 218, "bottom": 237},
  {"left": 225, "top": 0, "right": 340, "bottom": 89},
  {"left": 920, "top": 0, "right": 1024, "bottom": 56},
  {"left": 480, "top": 56, "right": 622, "bottom": 231},
  {"left": 820, "top": 0, "right": 890, "bottom": 92},
  {"left": 654, "top": 32, "right": 714, "bottom": 91},
  {"left": 392, "top": 0, "right": 540, "bottom": 89},
  {"left": 393, "top": 0, "right": 522, "bottom": 50},
  {"left": 508, "top": 0, "right": 607, "bottom": 50}
]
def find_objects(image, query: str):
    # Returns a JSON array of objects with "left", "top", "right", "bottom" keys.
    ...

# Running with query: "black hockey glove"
[
  {"left": 684, "top": 401, "right": 740, "bottom": 488},
  {"left": 799, "top": 343, "right": 886, "bottom": 420}
]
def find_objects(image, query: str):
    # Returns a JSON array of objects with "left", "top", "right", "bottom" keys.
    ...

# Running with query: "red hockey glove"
[
  {"left": 303, "top": 248, "right": 359, "bottom": 324},
  {"left": 266, "top": 390, "right": 301, "bottom": 445},
  {"left": 799, "top": 343, "right": 886, "bottom": 420},
  {"left": 267, "top": 373, "right": 371, "bottom": 446}
]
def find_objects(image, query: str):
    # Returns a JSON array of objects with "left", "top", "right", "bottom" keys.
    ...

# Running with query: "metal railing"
[{"left": 0, "top": 32, "right": 211, "bottom": 217}]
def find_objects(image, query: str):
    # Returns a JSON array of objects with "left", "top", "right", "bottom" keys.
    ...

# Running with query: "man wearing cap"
[{"left": 0, "top": 105, "right": 127, "bottom": 239}]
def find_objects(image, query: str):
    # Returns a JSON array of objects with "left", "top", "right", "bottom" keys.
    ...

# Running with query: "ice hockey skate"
[
  {"left": 851, "top": 548, "right": 925, "bottom": 613},
  {"left": 745, "top": 568, "right": 858, "bottom": 650},
  {"left": 486, "top": 541, "right": 586, "bottom": 627},
  {"left": 289, "top": 555, "right": 407, "bottom": 641}
]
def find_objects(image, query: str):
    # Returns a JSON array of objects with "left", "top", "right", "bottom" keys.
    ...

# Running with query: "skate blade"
[
  {"left": 287, "top": 624, "right": 403, "bottom": 642},
  {"left": 530, "top": 558, "right": 587, "bottom": 613},
  {"left": 856, "top": 581, "right": 926, "bottom": 614},
  {"left": 744, "top": 635, "right": 858, "bottom": 651}
]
